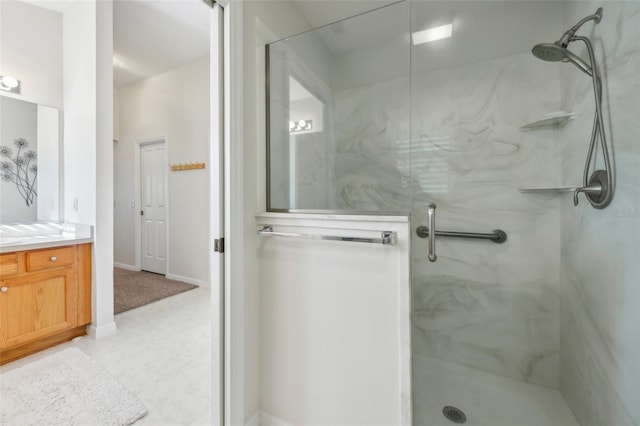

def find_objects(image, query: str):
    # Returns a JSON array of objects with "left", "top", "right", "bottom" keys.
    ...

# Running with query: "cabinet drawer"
[
  {"left": 0, "top": 253, "right": 18, "bottom": 278},
  {"left": 26, "top": 247, "right": 75, "bottom": 272}
]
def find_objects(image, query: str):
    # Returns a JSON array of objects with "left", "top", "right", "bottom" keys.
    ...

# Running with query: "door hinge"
[{"left": 214, "top": 238, "right": 225, "bottom": 253}]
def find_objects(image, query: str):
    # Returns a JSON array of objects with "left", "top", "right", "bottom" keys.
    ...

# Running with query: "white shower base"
[{"left": 413, "top": 354, "right": 579, "bottom": 426}]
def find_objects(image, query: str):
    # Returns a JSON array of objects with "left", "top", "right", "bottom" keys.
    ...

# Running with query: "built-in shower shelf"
[
  {"left": 518, "top": 186, "right": 576, "bottom": 193},
  {"left": 520, "top": 111, "right": 575, "bottom": 131}
]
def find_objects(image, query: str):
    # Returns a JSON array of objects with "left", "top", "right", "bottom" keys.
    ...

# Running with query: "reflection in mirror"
[
  {"left": 267, "top": 1, "right": 411, "bottom": 212},
  {"left": 0, "top": 96, "right": 60, "bottom": 223},
  {"left": 288, "top": 76, "right": 325, "bottom": 209}
]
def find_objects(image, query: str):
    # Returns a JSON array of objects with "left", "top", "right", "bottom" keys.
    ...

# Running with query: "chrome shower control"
[
  {"left": 574, "top": 170, "right": 609, "bottom": 208},
  {"left": 573, "top": 185, "right": 601, "bottom": 206}
]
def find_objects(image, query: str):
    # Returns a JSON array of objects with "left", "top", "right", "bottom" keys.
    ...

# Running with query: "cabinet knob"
[
  {"left": 1, "top": 287, "right": 7, "bottom": 293},
  {"left": 50, "top": 256, "right": 57, "bottom": 262}
]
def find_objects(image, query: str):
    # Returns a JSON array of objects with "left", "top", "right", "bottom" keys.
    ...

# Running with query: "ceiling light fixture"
[
  {"left": 412, "top": 23, "right": 453, "bottom": 45},
  {"left": 0, "top": 75, "right": 21, "bottom": 94},
  {"left": 289, "top": 119, "right": 313, "bottom": 133}
]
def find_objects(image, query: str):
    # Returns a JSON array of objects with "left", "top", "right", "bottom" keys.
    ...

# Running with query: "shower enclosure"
[{"left": 266, "top": 1, "right": 640, "bottom": 425}]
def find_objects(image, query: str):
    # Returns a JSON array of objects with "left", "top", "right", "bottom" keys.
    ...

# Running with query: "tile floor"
[
  {"left": 1, "top": 286, "right": 212, "bottom": 426},
  {"left": 413, "top": 354, "right": 579, "bottom": 426}
]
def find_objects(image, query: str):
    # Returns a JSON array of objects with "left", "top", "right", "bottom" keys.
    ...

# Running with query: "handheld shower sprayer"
[{"left": 531, "top": 8, "right": 613, "bottom": 209}]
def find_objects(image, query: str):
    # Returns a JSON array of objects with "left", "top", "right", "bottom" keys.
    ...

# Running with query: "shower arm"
[
  {"left": 571, "top": 35, "right": 614, "bottom": 208},
  {"left": 558, "top": 8, "right": 603, "bottom": 47}
]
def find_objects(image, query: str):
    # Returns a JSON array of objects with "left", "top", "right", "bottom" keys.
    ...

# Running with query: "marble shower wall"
[
  {"left": 558, "top": 2, "right": 640, "bottom": 425},
  {"left": 334, "top": 51, "right": 567, "bottom": 387},
  {"left": 333, "top": 77, "right": 411, "bottom": 212}
]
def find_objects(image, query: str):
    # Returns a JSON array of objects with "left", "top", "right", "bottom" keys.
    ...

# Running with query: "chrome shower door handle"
[{"left": 428, "top": 203, "right": 437, "bottom": 262}]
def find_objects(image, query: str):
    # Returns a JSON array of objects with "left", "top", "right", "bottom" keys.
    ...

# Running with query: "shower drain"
[{"left": 442, "top": 406, "right": 467, "bottom": 424}]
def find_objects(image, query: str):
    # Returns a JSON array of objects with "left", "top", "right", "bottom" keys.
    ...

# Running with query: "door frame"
[
  {"left": 211, "top": 0, "right": 244, "bottom": 425},
  {"left": 134, "top": 137, "right": 169, "bottom": 274}
]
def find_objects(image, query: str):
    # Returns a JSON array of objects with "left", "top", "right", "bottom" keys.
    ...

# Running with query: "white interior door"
[{"left": 140, "top": 141, "right": 167, "bottom": 274}]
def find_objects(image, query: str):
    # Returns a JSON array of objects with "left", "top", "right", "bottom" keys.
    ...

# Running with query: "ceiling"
[
  {"left": 113, "top": 0, "right": 210, "bottom": 88},
  {"left": 20, "top": 0, "right": 210, "bottom": 89},
  {"left": 284, "top": 0, "right": 565, "bottom": 91},
  {"left": 292, "top": 0, "right": 398, "bottom": 32},
  {"left": 18, "top": 0, "right": 74, "bottom": 13}
]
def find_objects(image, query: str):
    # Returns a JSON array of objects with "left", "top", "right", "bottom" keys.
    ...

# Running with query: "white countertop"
[{"left": 0, "top": 223, "right": 93, "bottom": 253}]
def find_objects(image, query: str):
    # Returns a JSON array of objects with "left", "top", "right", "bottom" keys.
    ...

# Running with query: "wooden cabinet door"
[{"left": 0, "top": 268, "right": 78, "bottom": 350}]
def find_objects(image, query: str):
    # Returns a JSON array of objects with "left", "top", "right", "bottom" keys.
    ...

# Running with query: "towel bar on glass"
[{"left": 257, "top": 225, "right": 397, "bottom": 246}]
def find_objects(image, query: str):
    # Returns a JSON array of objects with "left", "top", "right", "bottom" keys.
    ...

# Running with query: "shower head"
[
  {"left": 531, "top": 8, "right": 602, "bottom": 76},
  {"left": 532, "top": 42, "right": 593, "bottom": 76}
]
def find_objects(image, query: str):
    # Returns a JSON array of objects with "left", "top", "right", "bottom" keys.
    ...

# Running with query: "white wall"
[
  {"left": 63, "top": 0, "right": 115, "bottom": 338},
  {"left": 36, "top": 104, "right": 60, "bottom": 222},
  {"left": 242, "top": 1, "right": 314, "bottom": 420},
  {"left": 63, "top": 1, "right": 96, "bottom": 230},
  {"left": 115, "top": 58, "right": 210, "bottom": 285},
  {"left": 95, "top": 0, "right": 115, "bottom": 339},
  {"left": 113, "top": 89, "right": 119, "bottom": 141},
  {"left": 256, "top": 214, "right": 411, "bottom": 426},
  {"left": 0, "top": 0, "right": 63, "bottom": 109},
  {"left": 559, "top": 2, "right": 640, "bottom": 425}
]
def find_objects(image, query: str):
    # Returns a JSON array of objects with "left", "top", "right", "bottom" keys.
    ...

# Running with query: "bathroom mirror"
[{"left": 0, "top": 95, "right": 61, "bottom": 223}]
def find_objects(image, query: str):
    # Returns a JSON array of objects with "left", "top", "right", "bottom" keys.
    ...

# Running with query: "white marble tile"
[
  {"left": 412, "top": 354, "right": 579, "bottom": 426},
  {"left": 0, "top": 287, "right": 212, "bottom": 426},
  {"left": 333, "top": 77, "right": 412, "bottom": 211},
  {"left": 558, "top": 2, "right": 640, "bottom": 425},
  {"left": 412, "top": 275, "right": 559, "bottom": 388}
]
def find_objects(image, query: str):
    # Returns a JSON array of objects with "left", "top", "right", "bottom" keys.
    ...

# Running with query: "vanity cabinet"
[{"left": 0, "top": 244, "right": 92, "bottom": 365}]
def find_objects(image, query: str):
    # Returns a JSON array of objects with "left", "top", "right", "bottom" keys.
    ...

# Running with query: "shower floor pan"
[{"left": 413, "top": 354, "right": 579, "bottom": 426}]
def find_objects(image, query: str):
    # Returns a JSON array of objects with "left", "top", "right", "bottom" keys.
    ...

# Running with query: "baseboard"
[
  {"left": 87, "top": 321, "right": 117, "bottom": 340},
  {"left": 245, "top": 411, "right": 260, "bottom": 426},
  {"left": 259, "top": 411, "right": 295, "bottom": 426},
  {"left": 165, "top": 273, "right": 208, "bottom": 287},
  {"left": 114, "top": 262, "right": 138, "bottom": 271}
]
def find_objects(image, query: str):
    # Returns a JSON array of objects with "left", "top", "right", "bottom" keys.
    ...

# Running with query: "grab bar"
[
  {"left": 258, "top": 225, "right": 397, "bottom": 246},
  {"left": 416, "top": 226, "right": 507, "bottom": 243},
  {"left": 427, "top": 204, "right": 437, "bottom": 262}
]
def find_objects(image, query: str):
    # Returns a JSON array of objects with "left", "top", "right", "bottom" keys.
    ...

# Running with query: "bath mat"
[
  {"left": 114, "top": 267, "right": 197, "bottom": 314},
  {"left": 0, "top": 347, "right": 147, "bottom": 426}
]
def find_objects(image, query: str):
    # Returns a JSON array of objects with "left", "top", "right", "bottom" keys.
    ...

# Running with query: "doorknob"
[
  {"left": 141, "top": 210, "right": 144, "bottom": 216},
  {"left": 1, "top": 287, "right": 7, "bottom": 293}
]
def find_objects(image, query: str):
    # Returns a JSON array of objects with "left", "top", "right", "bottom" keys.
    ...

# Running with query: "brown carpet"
[{"left": 114, "top": 268, "right": 198, "bottom": 314}]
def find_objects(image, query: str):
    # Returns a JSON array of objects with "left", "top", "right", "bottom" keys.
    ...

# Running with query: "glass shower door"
[{"left": 409, "top": 1, "right": 578, "bottom": 425}]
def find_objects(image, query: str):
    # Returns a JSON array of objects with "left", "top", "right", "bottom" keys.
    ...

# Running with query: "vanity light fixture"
[
  {"left": 289, "top": 119, "right": 313, "bottom": 133},
  {"left": 412, "top": 23, "right": 453, "bottom": 45},
  {"left": 0, "top": 75, "right": 20, "bottom": 94}
]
